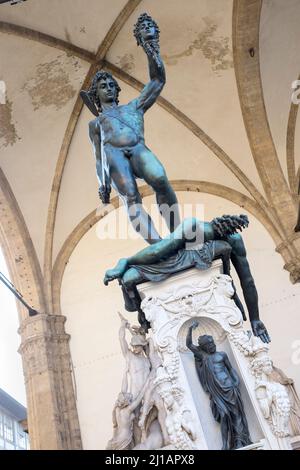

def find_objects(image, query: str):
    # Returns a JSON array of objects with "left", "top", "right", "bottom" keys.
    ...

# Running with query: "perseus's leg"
[
  {"left": 131, "top": 146, "right": 180, "bottom": 232},
  {"left": 109, "top": 149, "right": 161, "bottom": 244}
]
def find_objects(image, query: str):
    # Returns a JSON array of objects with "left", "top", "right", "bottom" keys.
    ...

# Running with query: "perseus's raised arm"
[
  {"left": 131, "top": 11, "right": 166, "bottom": 113},
  {"left": 136, "top": 50, "right": 166, "bottom": 113}
]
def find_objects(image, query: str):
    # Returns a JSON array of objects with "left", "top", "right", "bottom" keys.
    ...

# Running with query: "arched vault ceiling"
[
  {"left": 107, "top": 0, "right": 266, "bottom": 196},
  {"left": 260, "top": 0, "right": 300, "bottom": 188},
  {"left": 0, "top": 0, "right": 128, "bottom": 53},
  {"left": 0, "top": 0, "right": 300, "bottom": 313},
  {"left": 0, "top": 33, "right": 89, "bottom": 266}
]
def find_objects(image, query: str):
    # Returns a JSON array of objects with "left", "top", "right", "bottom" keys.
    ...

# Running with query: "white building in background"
[{"left": 0, "top": 389, "right": 29, "bottom": 450}]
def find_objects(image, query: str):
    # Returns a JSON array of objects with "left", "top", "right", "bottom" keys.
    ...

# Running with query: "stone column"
[{"left": 18, "top": 314, "right": 82, "bottom": 450}]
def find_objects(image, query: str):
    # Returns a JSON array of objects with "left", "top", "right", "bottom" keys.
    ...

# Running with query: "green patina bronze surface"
[{"left": 81, "top": 13, "right": 179, "bottom": 245}]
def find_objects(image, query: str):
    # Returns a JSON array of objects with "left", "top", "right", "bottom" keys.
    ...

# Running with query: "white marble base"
[
  {"left": 136, "top": 261, "right": 292, "bottom": 450},
  {"left": 237, "top": 439, "right": 266, "bottom": 451},
  {"left": 290, "top": 435, "right": 300, "bottom": 450}
]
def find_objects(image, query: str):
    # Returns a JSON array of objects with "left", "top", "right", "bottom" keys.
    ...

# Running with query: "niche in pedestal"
[{"left": 178, "top": 317, "right": 265, "bottom": 450}]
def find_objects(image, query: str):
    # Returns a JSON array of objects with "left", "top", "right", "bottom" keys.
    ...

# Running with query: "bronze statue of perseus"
[
  {"left": 81, "top": 14, "right": 271, "bottom": 345},
  {"left": 81, "top": 13, "right": 180, "bottom": 244}
]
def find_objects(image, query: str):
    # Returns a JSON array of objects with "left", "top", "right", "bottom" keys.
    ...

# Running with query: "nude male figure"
[
  {"left": 82, "top": 14, "right": 179, "bottom": 244},
  {"left": 118, "top": 313, "right": 150, "bottom": 400}
]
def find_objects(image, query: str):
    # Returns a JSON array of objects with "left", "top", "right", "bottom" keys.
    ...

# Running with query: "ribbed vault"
[
  {"left": 0, "top": 0, "right": 299, "bottom": 314},
  {"left": 1, "top": 0, "right": 300, "bottom": 451}
]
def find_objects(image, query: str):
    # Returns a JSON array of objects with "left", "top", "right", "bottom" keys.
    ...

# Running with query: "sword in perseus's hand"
[
  {"left": 79, "top": 90, "right": 110, "bottom": 203},
  {"left": 99, "top": 119, "right": 108, "bottom": 197}
]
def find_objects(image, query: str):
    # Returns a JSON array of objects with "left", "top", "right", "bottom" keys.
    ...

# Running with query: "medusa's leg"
[{"left": 122, "top": 267, "right": 144, "bottom": 288}]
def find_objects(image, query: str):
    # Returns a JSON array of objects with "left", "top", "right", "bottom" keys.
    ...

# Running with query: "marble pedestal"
[{"left": 136, "top": 261, "right": 292, "bottom": 450}]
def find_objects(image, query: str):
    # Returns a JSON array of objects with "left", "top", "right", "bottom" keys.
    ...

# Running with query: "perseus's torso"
[{"left": 99, "top": 101, "right": 145, "bottom": 148}]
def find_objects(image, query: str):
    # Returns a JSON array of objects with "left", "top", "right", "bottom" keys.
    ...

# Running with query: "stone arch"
[{"left": 0, "top": 168, "right": 45, "bottom": 320}]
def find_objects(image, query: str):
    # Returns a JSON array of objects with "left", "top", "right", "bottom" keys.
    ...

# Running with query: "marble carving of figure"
[
  {"left": 133, "top": 343, "right": 167, "bottom": 450},
  {"left": 252, "top": 357, "right": 291, "bottom": 438},
  {"left": 106, "top": 383, "right": 150, "bottom": 450},
  {"left": 270, "top": 365, "right": 300, "bottom": 436},
  {"left": 159, "top": 384, "right": 197, "bottom": 450},
  {"left": 118, "top": 313, "right": 150, "bottom": 400},
  {"left": 107, "top": 315, "right": 151, "bottom": 449}
]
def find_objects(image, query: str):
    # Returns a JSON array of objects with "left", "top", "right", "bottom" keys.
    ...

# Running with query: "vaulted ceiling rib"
[{"left": 1, "top": 0, "right": 300, "bottom": 309}]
